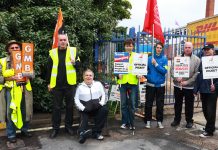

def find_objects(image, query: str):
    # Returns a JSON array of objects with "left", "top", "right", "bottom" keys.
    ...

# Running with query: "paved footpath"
[{"left": 1, "top": 107, "right": 218, "bottom": 150}]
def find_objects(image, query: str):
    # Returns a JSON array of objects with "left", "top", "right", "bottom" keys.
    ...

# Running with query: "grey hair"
[{"left": 83, "top": 69, "right": 94, "bottom": 77}]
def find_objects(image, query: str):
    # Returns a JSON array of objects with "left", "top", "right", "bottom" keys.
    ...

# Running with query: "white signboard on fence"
[
  {"left": 202, "top": 55, "right": 218, "bottom": 79},
  {"left": 109, "top": 85, "right": 120, "bottom": 101},
  {"left": 174, "top": 57, "right": 190, "bottom": 78},
  {"left": 132, "top": 53, "right": 148, "bottom": 75},
  {"left": 139, "top": 84, "right": 146, "bottom": 103}
]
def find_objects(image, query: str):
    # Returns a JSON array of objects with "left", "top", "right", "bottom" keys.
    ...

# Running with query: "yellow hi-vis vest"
[
  {"left": 49, "top": 47, "right": 77, "bottom": 88},
  {"left": 1, "top": 57, "right": 32, "bottom": 129},
  {"left": 117, "top": 52, "right": 138, "bottom": 85},
  {"left": 0, "top": 58, "right": 5, "bottom": 91}
]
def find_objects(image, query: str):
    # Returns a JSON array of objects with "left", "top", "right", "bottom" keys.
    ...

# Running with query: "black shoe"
[
  {"left": 79, "top": 130, "right": 91, "bottom": 144},
  {"left": 50, "top": 130, "right": 58, "bottom": 139},
  {"left": 171, "top": 121, "right": 180, "bottom": 127},
  {"left": 65, "top": 128, "right": 74, "bottom": 136},
  {"left": 186, "top": 122, "right": 193, "bottom": 128},
  {"left": 21, "top": 131, "right": 32, "bottom": 137},
  {"left": 8, "top": 137, "right": 17, "bottom": 143}
]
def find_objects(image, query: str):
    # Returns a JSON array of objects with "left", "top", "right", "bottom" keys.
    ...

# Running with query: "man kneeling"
[{"left": 74, "top": 69, "right": 108, "bottom": 144}]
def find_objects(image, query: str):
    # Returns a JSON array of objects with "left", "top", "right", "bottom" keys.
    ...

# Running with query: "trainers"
[
  {"left": 120, "top": 124, "right": 128, "bottom": 129},
  {"left": 171, "top": 121, "right": 180, "bottom": 127},
  {"left": 129, "top": 126, "right": 135, "bottom": 130},
  {"left": 157, "top": 122, "right": 164, "bottom": 129},
  {"left": 95, "top": 134, "right": 104, "bottom": 140},
  {"left": 199, "top": 131, "right": 213, "bottom": 138},
  {"left": 92, "top": 132, "right": 104, "bottom": 140},
  {"left": 145, "top": 121, "right": 151, "bottom": 129},
  {"left": 200, "top": 127, "right": 205, "bottom": 132},
  {"left": 186, "top": 122, "right": 193, "bottom": 128}
]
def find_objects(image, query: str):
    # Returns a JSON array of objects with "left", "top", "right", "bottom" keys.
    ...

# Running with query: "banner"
[
  {"left": 173, "top": 57, "right": 190, "bottom": 78},
  {"left": 132, "top": 53, "right": 148, "bottom": 75},
  {"left": 202, "top": 56, "right": 218, "bottom": 79},
  {"left": 11, "top": 51, "right": 26, "bottom": 83},
  {"left": 22, "top": 43, "right": 34, "bottom": 77},
  {"left": 52, "top": 8, "right": 64, "bottom": 48},
  {"left": 114, "top": 52, "right": 129, "bottom": 74},
  {"left": 143, "top": 0, "right": 164, "bottom": 43}
]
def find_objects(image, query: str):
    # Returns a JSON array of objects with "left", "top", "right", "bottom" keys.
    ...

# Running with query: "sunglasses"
[{"left": 10, "top": 46, "right": 20, "bottom": 50}]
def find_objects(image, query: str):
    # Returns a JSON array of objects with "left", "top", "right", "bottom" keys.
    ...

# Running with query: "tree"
[{"left": 0, "top": 0, "right": 131, "bottom": 111}]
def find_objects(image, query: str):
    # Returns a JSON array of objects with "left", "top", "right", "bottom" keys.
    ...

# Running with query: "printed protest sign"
[
  {"left": 22, "top": 43, "right": 34, "bottom": 77},
  {"left": 139, "top": 84, "right": 146, "bottom": 103},
  {"left": 109, "top": 85, "right": 120, "bottom": 101},
  {"left": 174, "top": 57, "right": 190, "bottom": 78},
  {"left": 132, "top": 53, "right": 148, "bottom": 75},
  {"left": 11, "top": 51, "right": 26, "bottom": 83},
  {"left": 202, "top": 56, "right": 218, "bottom": 79},
  {"left": 114, "top": 52, "right": 129, "bottom": 74}
]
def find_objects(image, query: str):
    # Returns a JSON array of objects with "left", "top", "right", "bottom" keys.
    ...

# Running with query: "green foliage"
[{"left": 0, "top": 0, "right": 131, "bottom": 112}]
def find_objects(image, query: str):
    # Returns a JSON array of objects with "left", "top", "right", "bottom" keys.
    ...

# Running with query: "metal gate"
[{"left": 94, "top": 27, "right": 206, "bottom": 105}]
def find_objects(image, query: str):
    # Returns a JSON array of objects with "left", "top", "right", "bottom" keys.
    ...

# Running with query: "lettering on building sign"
[{"left": 195, "top": 22, "right": 218, "bottom": 33}]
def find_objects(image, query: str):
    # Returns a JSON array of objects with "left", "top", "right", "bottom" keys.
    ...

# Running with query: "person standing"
[
  {"left": 74, "top": 69, "right": 108, "bottom": 144},
  {"left": 47, "top": 33, "right": 80, "bottom": 138},
  {"left": 194, "top": 44, "right": 218, "bottom": 137},
  {"left": 117, "top": 38, "right": 140, "bottom": 129},
  {"left": 170, "top": 42, "right": 200, "bottom": 128},
  {"left": 144, "top": 42, "right": 168, "bottom": 129},
  {"left": 0, "top": 40, "right": 33, "bottom": 143}
]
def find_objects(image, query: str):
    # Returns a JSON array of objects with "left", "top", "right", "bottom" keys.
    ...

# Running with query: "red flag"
[
  {"left": 52, "top": 8, "right": 64, "bottom": 48},
  {"left": 143, "top": 0, "right": 164, "bottom": 43}
]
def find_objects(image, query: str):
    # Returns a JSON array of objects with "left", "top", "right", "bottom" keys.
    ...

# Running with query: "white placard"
[
  {"left": 174, "top": 57, "right": 190, "bottom": 78},
  {"left": 202, "top": 55, "right": 218, "bottom": 79},
  {"left": 132, "top": 53, "right": 148, "bottom": 75},
  {"left": 109, "top": 85, "right": 120, "bottom": 101},
  {"left": 139, "top": 84, "right": 146, "bottom": 103}
]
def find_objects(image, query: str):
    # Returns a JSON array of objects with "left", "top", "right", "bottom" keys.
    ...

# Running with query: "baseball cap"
[{"left": 202, "top": 44, "right": 214, "bottom": 50}]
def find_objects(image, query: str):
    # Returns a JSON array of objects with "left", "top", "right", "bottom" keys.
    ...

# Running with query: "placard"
[
  {"left": 11, "top": 51, "right": 27, "bottom": 83},
  {"left": 139, "top": 84, "right": 146, "bottom": 103},
  {"left": 114, "top": 52, "right": 129, "bottom": 74},
  {"left": 202, "top": 55, "right": 218, "bottom": 79},
  {"left": 132, "top": 53, "right": 148, "bottom": 75},
  {"left": 109, "top": 85, "right": 120, "bottom": 101},
  {"left": 22, "top": 43, "right": 34, "bottom": 77},
  {"left": 173, "top": 57, "right": 190, "bottom": 78}
]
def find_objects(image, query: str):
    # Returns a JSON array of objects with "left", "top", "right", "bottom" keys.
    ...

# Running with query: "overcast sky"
[{"left": 118, "top": 0, "right": 218, "bottom": 31}]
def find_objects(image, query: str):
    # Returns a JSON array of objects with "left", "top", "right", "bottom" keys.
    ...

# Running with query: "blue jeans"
[
  {"left": 6, "top": 89, "right": 29, "bottom": 139},
  {"left": 119, "top": 84, "right": 137, "bottom": 125}
]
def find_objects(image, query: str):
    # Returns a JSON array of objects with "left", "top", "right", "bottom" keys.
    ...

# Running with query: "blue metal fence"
[{"left": 94, "top": 27, "right": 206, "bottom": 105}]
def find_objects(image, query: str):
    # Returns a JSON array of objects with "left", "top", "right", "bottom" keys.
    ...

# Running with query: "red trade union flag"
[
  {"left": 52, "top": 8, "right": 64, "bottom": 48},
  {"left": 143, "top": 0, "right": 164, "bottom": 43}
]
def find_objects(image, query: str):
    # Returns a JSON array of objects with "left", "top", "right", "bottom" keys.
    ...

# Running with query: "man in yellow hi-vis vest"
[
  {"left": 118, "top": 39, "right": 141, "bottom": 130},
  {"left": 47, "top": 34, "right": 80, "bottom": 138},
  {"left": 0, "top": 40, "right": 33, "bottom": 143}
]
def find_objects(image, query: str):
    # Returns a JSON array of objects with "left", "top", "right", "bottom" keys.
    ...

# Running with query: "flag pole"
[{"left": 152, "top": 23, "right": 154, "bottom": 58}]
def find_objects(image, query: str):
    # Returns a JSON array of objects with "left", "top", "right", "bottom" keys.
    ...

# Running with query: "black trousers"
[
  {"left": 79, "top": 105, "right": 108, "bottom": 134},
  {"left": 144, "top": 85, "right": 165, "bottom": 122},
  {"left": 51, "top": 85, "right": 75, "bottom": 130},
  {"left": 173, "top": 87, "right": 194, "bottom": 123},
  {"left": 201, "top": 93, "right": 217, "bottom": 134}
]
